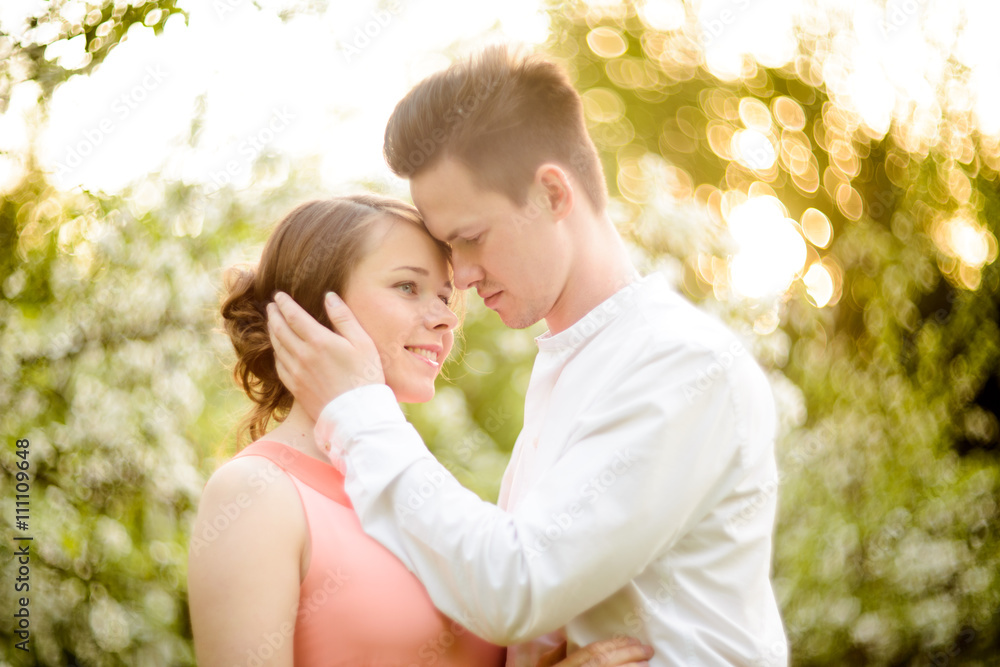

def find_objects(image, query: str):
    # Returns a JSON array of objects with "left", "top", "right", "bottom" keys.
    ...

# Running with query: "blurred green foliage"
[
  {"left": 0, "top": 160, "right": 328, "bottom": 664},
  {"left": 0, "top": 0, "right": 185, "bottom": 113},
  {"left": 546, "top": 1, "right": 1000, "bottom": 664},
  {"left": 1, "top": 1, "right": 999, "bottom": 665}
]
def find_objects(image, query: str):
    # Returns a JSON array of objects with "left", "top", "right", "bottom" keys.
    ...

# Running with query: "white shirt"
[{"left": 316, "top": 272, "right": 788, "bottom": 666}]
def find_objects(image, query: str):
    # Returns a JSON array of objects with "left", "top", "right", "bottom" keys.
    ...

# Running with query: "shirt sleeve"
[{"left": 315, "top": 344, "right": 769, "bottom": 645}]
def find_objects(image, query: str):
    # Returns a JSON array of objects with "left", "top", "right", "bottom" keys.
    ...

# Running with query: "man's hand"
[
  {"left": 266, "top": 291, "right": 383, "bottom": 421},
  {"left": 537, "top": 637, "right": 653, "bottom": 667}
]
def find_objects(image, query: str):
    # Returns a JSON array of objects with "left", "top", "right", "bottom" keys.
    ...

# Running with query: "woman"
[{"left": 187, "top": 195, "right": 653, "bottom": 666}]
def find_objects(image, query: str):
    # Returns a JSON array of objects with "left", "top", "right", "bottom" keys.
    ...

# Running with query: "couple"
[{"left": 187, "top": 46, "right": 787, "bottom": 666}]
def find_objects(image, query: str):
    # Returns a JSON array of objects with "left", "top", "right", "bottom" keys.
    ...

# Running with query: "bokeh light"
[
  {"left": 801, "top": 208, "right": 833, "bottom": 248},
  {"left": 932, "top": 214, "right": 999, "bottom": 290},
  {"left": 727, "top": 195, "right": 808, "bottom": 298},
  {"left": 4, "top": 1, "right": 1000, "bottom": 665},
  {"left": 586, "top": 26, "right": 628, "bottom": 58}
]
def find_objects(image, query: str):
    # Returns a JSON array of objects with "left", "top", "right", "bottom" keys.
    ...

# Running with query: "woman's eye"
[
  {"left": 439, "top": 294, "right": 451, "bottom": 305},
  {"left": 397, "top": 282, "right": 416, "bottom": 294}
]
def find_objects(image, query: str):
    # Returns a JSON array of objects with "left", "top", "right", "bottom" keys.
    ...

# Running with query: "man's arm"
[
  {"left": 325, "top": 368, "right": 759, "bottom": 642},
  {"left": 268, "top": 294, "right": 771, "bottom": 645}
]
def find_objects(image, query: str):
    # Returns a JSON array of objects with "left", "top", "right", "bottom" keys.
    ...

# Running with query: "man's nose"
[{"left": 451, "top": 250, "right": 483, "bottom": 291}]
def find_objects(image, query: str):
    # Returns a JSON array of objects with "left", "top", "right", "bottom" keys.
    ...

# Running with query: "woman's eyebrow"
[{"left": 393, "top": 266, "right": 453, "bottom": 290}]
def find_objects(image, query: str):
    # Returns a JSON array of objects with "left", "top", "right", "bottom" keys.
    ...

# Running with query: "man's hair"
[{"left": 383, "top": 44, "right": 608, "bottom": 213}]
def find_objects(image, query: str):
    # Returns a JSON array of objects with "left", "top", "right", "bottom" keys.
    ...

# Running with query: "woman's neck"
[{"left": 262, "top": 401, "right": 330, "bottom": 463}]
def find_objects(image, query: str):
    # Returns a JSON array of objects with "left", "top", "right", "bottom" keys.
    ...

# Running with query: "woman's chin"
[{"left": 389, "top": 383, "right": 436, "bottom": 405}]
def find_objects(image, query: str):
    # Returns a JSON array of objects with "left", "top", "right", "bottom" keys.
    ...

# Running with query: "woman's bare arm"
[{"left": 188, "top": 455, "right": 306, "bottom": 666}]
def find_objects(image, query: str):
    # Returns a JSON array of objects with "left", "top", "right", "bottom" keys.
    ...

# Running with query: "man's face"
[{"left": 410, "top": 157, "right": 569, "bottom": 330}]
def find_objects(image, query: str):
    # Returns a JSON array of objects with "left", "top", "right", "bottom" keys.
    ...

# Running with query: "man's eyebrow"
[{"left": 443, "top": 226, "right": 475, "bottom": 244}]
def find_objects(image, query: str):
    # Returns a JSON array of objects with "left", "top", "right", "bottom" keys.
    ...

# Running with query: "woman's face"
[{"left": 342, "top": 216, "right": 458, "bottom": 404}]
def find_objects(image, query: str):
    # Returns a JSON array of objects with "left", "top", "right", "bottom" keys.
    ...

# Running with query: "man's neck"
[{"left": 544, "top": 220, "right": 639, "bottom": 335}]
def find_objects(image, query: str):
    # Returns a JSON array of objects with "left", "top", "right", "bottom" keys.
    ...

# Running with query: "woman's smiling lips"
[{"left": 404, "top": 345, "right": 441, "bottom": 368}]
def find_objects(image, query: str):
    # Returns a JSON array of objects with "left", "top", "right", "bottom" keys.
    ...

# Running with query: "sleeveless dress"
[{"left": 233, "top": 440, "right": 504, "bottom": 667}]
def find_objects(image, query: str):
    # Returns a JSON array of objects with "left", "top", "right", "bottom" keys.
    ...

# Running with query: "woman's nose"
[{"left": 426, "top": 297, "right": 459, "bottom": 331}]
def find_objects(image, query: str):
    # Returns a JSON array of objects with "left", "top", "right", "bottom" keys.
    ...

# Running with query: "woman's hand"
[{"left": 536, "top": 637, "right": 654, "bottom": 667}]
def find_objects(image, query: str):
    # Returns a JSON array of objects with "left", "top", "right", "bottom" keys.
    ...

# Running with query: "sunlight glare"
[
  {"left": 803, "top": 262, "right": 834, "bottom": 307},
  {"left": 727, "top": 195, "right": 807, "bottom": 299}
]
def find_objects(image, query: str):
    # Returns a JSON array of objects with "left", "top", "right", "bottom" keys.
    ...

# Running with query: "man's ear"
[{"left": 530, "top": 163, "right": 574, "bottom": 222}]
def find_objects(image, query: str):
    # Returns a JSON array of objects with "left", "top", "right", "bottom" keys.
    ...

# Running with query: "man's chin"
[{"left": 496, "top": 305, "right": 543, "bottom": 330}]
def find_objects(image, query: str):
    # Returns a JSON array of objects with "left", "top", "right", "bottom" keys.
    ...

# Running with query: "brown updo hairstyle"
[{"left": 220, "top": 193, "right": 460, "bottom": 446}]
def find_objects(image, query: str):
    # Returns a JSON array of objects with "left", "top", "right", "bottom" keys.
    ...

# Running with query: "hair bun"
[{"left": 220, "top": 265, "right": 288, "bottom": 442}]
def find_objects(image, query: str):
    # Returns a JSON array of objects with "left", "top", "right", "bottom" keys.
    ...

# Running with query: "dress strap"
[{"left": 235, "top": 440, "right": 353, "bottom": 508}]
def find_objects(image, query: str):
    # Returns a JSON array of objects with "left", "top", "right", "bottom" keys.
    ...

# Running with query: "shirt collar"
[{"left": 534, "top": 272, "right": 666, "bottom": 353}]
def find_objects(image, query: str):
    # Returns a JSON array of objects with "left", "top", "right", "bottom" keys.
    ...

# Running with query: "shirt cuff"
[{"left": 313, "top": 384, "right": 406, "bottom": 470}]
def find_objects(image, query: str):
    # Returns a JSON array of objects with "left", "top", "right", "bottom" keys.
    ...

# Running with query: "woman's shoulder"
[
  {"left": 198, "top": 448, "right": 303, "bottom": 521},
  {"left": 190, "top": 447, "right": 307, "bottom": 565}
]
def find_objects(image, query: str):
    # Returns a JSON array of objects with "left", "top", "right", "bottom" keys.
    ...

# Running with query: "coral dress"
[{"left": 234, "top": 440, "right": 504, "bottom": 667}]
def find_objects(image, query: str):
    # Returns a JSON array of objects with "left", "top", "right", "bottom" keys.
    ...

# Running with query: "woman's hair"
[
  {"left": 220, "top": 194, "right": 456, "bottom": 446},
  {"left": 383, "top": 44, "right": 608, "bottom": 213}
]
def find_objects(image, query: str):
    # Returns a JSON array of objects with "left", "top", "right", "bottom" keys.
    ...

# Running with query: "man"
[{"left": 267, "top": 45, "right": 787, "bottom": 666}]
